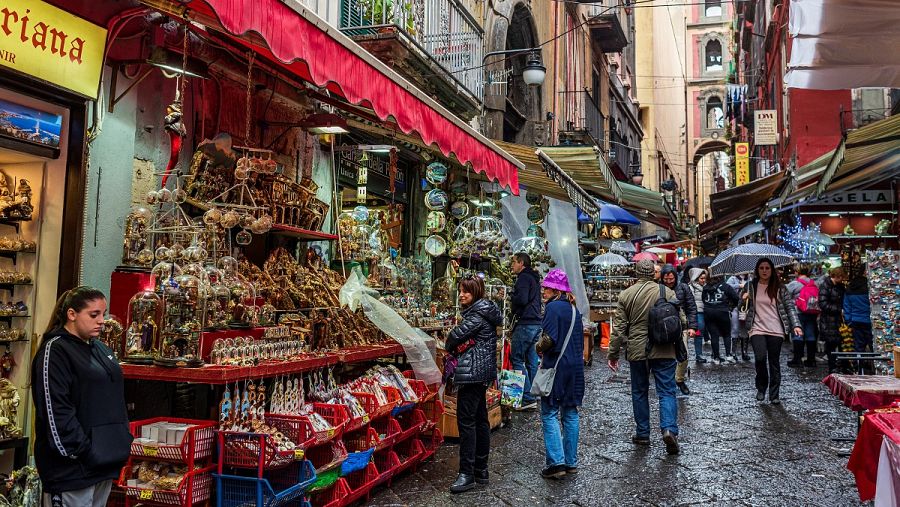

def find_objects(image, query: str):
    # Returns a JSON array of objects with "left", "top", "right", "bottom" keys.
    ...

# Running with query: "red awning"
[{"left": 174, "top": 0, "right": 521, "bottom": 192}]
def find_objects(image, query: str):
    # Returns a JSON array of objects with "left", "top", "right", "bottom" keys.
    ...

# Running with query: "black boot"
[
  {"left": 804, "top": 341, "right": 817, "bottom": 367},
  {"left": 787, "top": 342, "right": 804, "bottom": 366},
  {"left": 450, "top": 473, "right": 476, "bottom": 493},
  {"left": 474, "top": 455, "right": 489, "bottom": 484}
]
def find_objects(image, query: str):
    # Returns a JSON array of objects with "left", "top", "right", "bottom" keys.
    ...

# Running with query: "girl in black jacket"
[
  {"left": 31, "top": 287, "right": 133, "bottom": 507},
  {"left": 702, "top": 276, "right": 740, "bottom": 363},
  {"left": 445, "top": 276, "right": 501, "bottom": 494}
]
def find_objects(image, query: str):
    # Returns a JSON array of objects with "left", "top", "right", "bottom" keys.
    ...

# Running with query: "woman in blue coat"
[{"left": 536, "top": 269, "right": 585, "bottom": 479}]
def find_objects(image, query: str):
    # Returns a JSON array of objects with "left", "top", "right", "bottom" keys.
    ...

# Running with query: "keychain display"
[{"left": 867, "top": 250, "right": 900, "bottom": 371}]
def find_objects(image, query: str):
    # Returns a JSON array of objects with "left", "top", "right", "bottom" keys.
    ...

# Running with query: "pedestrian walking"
[
  {"left": 534, "top": 269, "right": 584, "bottom": 479},
  {"left": 32, "top": 287, "right": 133, "bottom": 507},
  {"left": 608, "top": 260, "right": 682, "bottom": 455},
  {"left": 844, "top": 276, "right": 872, "bottom": 353},
  {"left": 509, "top": 252, "right": 542, "bottom": 410},
  {"left": 727, "top": 275, "right": 751, "bottom": 361},
  {"left": 817, "top": 267, "right": 846, "bottom": 373},
  {"left": 661, "top": 264, "right": 698, "bottom": 395},
  {"left": 688, "top": 268, "right": 709, "bottom": 363},
  {"left": 741, "top": 258, "right": 802, "bottom": 404},
  {"left": 445, "top": 276, "right": 501, "bottom": 493},
  {"left": 702, "top": 275, "right": 740, "bottom": 363},
  {"left": 786, "top": 264, "right": 820, "bottom": 367}
]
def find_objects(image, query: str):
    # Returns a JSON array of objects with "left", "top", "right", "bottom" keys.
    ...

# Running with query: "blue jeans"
[
  {"left": 629, "top": 359, "right": 679, "bottom": 437},
  {"left": 511, "top": 324, "right": 542, "bottom": 403},
  {"left": 540, "top": 399, "right": 579, "bottom": 467},
  {"left": 695, "top": 313, "right": 706, "bottom": 359},
  {"left": 792, "top": 313, "right": 818, "bottom": 343}
]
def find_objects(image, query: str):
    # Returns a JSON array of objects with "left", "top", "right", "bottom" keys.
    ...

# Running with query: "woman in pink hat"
[{"left": 535, "top": 269, "right": 584, "bottom": 479}]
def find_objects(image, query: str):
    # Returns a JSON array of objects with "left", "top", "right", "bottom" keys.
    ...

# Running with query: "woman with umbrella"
[{"left": 741, "top": 258, "right": 802, "bottom": 404}]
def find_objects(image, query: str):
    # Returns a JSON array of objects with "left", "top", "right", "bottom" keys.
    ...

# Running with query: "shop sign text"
[{"left": 818, "top": 190, "right": 893, "bottom": 206}]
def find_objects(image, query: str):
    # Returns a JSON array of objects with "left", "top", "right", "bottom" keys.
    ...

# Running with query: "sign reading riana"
[{"left": 0, "top": 0, "right": 107, "bottom": 98}]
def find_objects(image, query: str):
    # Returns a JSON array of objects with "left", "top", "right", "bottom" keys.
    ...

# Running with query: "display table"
[
  {"left": 848, "top": 410, "right": 900, "bottom": 502},
  {"left": 823, "top": 374, "right": 900, "bottom": 412}
]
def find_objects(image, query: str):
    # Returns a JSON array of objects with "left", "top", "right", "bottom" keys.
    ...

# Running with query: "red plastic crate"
[
  {"left": 343, "top": 462, "right": 379, "bottom": 506},
  {"left": 307, "top": 478, "right": 349, "bottom": 507},
  {"left": 351, "top": 391, "right": 395, "bottom": 421},
  {"left": 309, "top": 403, "right": 350, "bottom": 445},
  {"left": 342, "top": 426, "right": 378, "bottom": 453},
  {"left": 372, "top": 449, "right": 401, "bottom": 486},
  {"left": 118, "top": 460, "right": 214, "bottom": 506},
  {"left": 129, "top": 418, "right": 216, "bottom": 466},
  {"left": 264, "top": 413, "right": 317, "bottom": 452},
  {"left": 107, "top": 486, "right": 127, "bottom": 507},
  {"left": 306, "top": 440, "right": 348, "bottom": 474},
  {"left": 369, "top": 417, "right": 401, "bottom": 451},
  {"left": 217, "top": 431, "right": 301, "bottom": 473},
  {"left": 394, "top": 409, "right": 427, "bottom": 443},
  {"left": 384, "top": 386, "right": 415, "bottom": 414},
  {"left": 392, "top": 438, "right": 425, "bottom": 476},
  {"left": 420, "top": 398, "right": 444, "bottom": 430},
  {"left": 419, "top": 428, "right": 444, "bottom": 460},
  {"left": 402, "top": 371, "right": 439, "bottom": 400}
]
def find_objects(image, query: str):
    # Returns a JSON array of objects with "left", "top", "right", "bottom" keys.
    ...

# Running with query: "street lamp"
[{"left": 482, "top": 47, "right": 547, "bottom": 87}]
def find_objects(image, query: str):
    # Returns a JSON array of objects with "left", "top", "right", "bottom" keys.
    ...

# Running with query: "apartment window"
[
  {"left": 705, "top": 40, "right": 723, "bottom": 72},
  {"left": 707, "top": 97, "right": 724, "bottom": 130},
  {"left": 705, "top": 0, "right": 722, "bottom": 18}
]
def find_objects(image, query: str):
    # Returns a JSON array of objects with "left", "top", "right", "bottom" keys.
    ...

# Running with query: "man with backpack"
[
  {"left": 608, "top": 259, "right": 682, "bottom": 455},
  {"left": 786, "top": 265, "right": 819, "bottom": 367}
]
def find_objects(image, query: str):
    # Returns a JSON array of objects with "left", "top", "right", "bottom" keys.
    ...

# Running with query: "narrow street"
[{"left": 370, "top": 352, "right": 861, "bottom": 506}]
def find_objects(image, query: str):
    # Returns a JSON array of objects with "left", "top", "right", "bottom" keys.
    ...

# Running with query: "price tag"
[
  {"left": 294, "top": 449, "right": 305, "bottom": 460},
  {"left": 139, "top": 490, "right": 153, "bottom": 500},
  {"left": 362, "top": 415, "right": 370, "bottom": 424},
  {"left": 327, "top": 429, "right": 335, "bottom": 438},
  {"left": 142, "top": 445, "right": 159, "bottom": 457}
]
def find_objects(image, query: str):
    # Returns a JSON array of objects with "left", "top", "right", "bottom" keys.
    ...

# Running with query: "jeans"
[
  {"left": 705, "top": 308, "right": 732, "bottom": 358},
  {"left": 541, "top": 399, "right": 579, "bottom": 467},
  {"left": 456, "top": 382, "right": 490, "bottom": 475},
  {"left": 43, "top": 480, "right": 112, "bottom": 507},
  {"left": 629, "top": 359, "right": 679, "bottom": 437},
  {"left": 695, "top": 313, "right": 706, "bottom": 359},
  {"left": 511, "top": 324, "right": 542, "bottom": 403},
  {"left": 751, "top": 334, "right": 783, "bottom": 399},
  {"left": 792, "top": 314, "right": 818, "bottom": 343}
]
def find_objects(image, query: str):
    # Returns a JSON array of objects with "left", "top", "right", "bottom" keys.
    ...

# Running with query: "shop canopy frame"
[
  {"left": 143, "top": 0, "right": 524, "bottom": 193},
  {"left": 816, "top": 114, "right": 900, "bottom": 198}
]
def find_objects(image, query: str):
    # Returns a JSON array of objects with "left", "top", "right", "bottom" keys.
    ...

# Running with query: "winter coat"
[
  {"left": 844, "top": 292, "right": 871, "bottom": 325},
  {"left": 609, "top": 280, "right": 678, "bottom": 361},
  {"left": 818, "top": 277, "right": 845, "bottom": 344},
  {"left": 702, "top": 280, "right": 739, "bottom": 312},
  {"left": 661, "top": 265, "right": 698, "bottom": 330},
  {"left": 688, "top": 269, "right": 706, "bottom": 313},
  {"left": 540, "top": 299, "right": 585, "bottom": 407},
  {"left": 741, "top": 280, "right": 801, "bottom": 338},
  {"left": 511, "top": 267, "right": 542, "bottom": 326},
  {"left": 31, "top": 329, "right": 133, "bottom": 494},
  {"left": 447, "top": 298, "right": 501, "bottom": 384}
]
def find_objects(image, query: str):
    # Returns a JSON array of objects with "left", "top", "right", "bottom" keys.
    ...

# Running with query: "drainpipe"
[{"left": 552, "top": 1, "right": 560, "bottom": 144}]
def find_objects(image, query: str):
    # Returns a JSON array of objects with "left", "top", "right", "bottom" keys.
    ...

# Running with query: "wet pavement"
[{"left": 369, "top": 348, "right": 863, "bottom": 506}]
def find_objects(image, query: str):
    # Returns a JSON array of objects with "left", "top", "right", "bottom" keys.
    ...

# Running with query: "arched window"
[
  {"left": 705, "top": 40, "right": 723, "bottom": 72},
  {"left": 707, "top": 97, "right": 724, "bottom": 129},
  {"left": 705, "top": 0, "right": 722, "bottom": 17}
]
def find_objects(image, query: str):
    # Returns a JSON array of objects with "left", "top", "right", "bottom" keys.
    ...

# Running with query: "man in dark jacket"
[
  {"left": 818, "top": 267, "right": 846, "bottom": 373},
  {"left": 661, "top": 264, "right": 698, "bottom": 395},
  {"left": 844, "top": 276, "right": 873, "bottom": 371},
  {"left": 510, "top": 252, "right": 542, "bottom": 409}
]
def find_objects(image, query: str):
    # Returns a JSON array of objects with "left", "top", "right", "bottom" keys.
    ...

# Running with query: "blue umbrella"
[{"left": 596, "top": 200, "right": 641, "bottom": 225}]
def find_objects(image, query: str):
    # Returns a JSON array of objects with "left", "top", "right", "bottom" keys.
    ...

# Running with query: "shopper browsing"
[
  {"left": 608, "top": 260, "right": 681, "bottom": 455},
  {"left": 32, "top": 287, "right": 133, "bottom": 507},
  {"left": 534, "top": 269, "right": 584, "bottom": 479},
  {"left": 509, "top": 252, "right": 542, "bottom": 410},
  {"left": 741, "top": 259, "right": 802, "bottom": 404},
  {"left": 661, "top": 264, "right": 698, "bottom": 395},
  {"left": 818, "top": 267, "right": 846, "bottom": 373},
  {"left": 445, "top": 276, "right": 501, "bottom": 493},
  {"left": 688, "top": 268, "right": 709, "bottom": 363},
  {"left": 702, "top": 274, "right": 740, "bottom": 363},
  {"left": 786, "top": 264, "right": 820, "bottom": 367}
]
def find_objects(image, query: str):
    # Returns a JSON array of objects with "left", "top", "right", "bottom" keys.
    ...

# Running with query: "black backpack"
[{"left": 648, "top": 284, "right": 682, "bottom": 346}]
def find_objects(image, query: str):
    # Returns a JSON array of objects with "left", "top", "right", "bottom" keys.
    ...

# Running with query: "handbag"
[
  {"left": 738, "top": 293, "right": 750, "bottom": 321},
  {"left": 530, "top": 305, "right": 577, "bottom": 398}
]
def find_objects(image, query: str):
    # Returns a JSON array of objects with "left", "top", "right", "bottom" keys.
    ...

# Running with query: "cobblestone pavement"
[{"left": 369, "top": 349, "right": 863, "bottom": 506}]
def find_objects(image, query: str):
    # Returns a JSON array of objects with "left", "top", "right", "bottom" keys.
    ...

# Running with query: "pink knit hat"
[{"left": 541, "top": 269, "right": 572, "bottom": 293}]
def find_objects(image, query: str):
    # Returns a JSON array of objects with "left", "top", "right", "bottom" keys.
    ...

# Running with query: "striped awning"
[{"left": 817, "top": 114, "right": 900, "bottom": 196}]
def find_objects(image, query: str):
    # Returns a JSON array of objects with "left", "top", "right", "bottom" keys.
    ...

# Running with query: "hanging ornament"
[
  {"left": 425, "top": 162, "right": 448, "bottom": 185},
  {"left": 157, "top": 188, "right": 172, "bottom": 203},
  {"left": 146, "top": 190, "right": 158, "bottom": 205},
  {"left": 235, "top": 229, "right": 253, "bottom": 245},
  {"left": 204, "top": 208, "right": 222, "bottom": 225},
  {"left": 389, "top": 148, "right": 398, "bottom": 193}
]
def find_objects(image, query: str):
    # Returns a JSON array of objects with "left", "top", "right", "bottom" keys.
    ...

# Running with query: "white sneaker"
[
  {"left": 711, "top": 358, "right": 722, "bottom": 365},
  {"left": 725, "top": 356, "right": 737, "bottom": 364}
]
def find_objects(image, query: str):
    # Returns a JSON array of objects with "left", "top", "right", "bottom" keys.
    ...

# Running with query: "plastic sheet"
[
  {"left": 499, "top": 192, "right": 590, "bottom": 324},
  {"left": 340, "top": 268, "right": 441, "bottom": 385}
]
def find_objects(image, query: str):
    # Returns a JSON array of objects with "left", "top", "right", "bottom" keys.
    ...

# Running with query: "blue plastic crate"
[{"left": 215, "top": 460, "right": 316, "bottom": 507}]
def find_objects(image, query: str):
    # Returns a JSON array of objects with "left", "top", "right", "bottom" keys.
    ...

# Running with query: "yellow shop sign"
[{"left": 0, "top": 0, "right": 107, "bottom": 98}]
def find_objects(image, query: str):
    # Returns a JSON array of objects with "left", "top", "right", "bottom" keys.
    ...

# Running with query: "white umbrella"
[
  {"left": 729, "top": 222, "right": 767, "bottom": 246},
  {"left": 708, "top": 243, "right": 794, "bottom": 276},
  {"left": 590, "top": 253, "right": 630, "bottom": 266},
  {"left": 599, "top": 239, "right": 636, "bottom": 253},
  {"left": 646, "top": 247, "right": 676, "bottom": 255}
]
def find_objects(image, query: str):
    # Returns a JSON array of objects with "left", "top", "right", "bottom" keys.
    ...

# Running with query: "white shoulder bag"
[{"left": 530, "top": 306, "right": 577, "bottom": 398}]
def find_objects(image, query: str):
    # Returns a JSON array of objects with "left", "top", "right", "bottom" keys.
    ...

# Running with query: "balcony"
[
  {"left": 339, "top": 0, "right": 484, "bottom": 120},
  {"left": 586, "top": 4, "right": 628, "bottom": 53},
  {"left": 558, "top": 90, "right": 604, "bottom": 147}
]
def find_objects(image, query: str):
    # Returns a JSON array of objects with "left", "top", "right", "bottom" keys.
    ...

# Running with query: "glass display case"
[
  {"left": 156, "top": 274, "right": 205, "bottom": 367},
  {"left": 123, "top": 290, "right": 163, "bottom": 364}
]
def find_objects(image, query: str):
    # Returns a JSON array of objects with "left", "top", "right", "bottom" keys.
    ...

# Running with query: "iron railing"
[
  {"left": 340, "top": 0, "right": 484, "bottom": 100},
  {"left": 559, "top": 90, "right": 605, "bottom": 146}
]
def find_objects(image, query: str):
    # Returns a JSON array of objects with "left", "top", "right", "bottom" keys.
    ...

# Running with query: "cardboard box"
[{"left": 438, "top": 404, "right": 503, "bottom": 439}]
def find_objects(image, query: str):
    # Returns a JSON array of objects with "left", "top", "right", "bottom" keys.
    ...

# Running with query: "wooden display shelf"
[
  {"left": 0, "top": 282, "right": 31, "bottom": 293},
  {"left": 270, "top": 224, "right": 338, "bottom": 241},
  {"left": 122, "top": 342, "right": 404, "bottom": 384}
]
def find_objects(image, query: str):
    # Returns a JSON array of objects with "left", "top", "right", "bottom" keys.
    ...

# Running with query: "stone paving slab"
[{"left": 368, "top": 351, "right": 863, "bottom": 506}]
